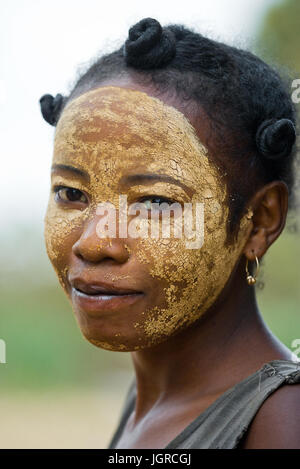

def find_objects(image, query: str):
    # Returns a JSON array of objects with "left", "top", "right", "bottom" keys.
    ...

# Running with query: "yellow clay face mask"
[{"left": 45, "top": 86, "right": 253, "bottom": 351}]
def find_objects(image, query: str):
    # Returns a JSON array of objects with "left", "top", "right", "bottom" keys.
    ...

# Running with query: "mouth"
[{"left": 69, "top": 278, "right": 144, "bottom": 314}]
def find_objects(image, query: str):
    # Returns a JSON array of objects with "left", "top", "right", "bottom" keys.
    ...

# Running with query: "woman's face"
[{"left": 45, "top": 86, "right": 252, "bottom": 351}]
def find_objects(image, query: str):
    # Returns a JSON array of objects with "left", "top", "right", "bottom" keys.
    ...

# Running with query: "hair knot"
[
  {"left": 123, "top": 17, "right": 176, "bottom": 69},
  {"left": 255, "top": 118, "right": 296, "bottom": 161},
  {"left": 39, "top": 93, "right": 64, "bottom": 126}
]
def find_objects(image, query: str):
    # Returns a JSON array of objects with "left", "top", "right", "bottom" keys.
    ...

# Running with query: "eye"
[
  {"left": 138, "top": 196, "right": 181, "bottom": 214},
  {"left": 53, "top": 185, "right": 88, "bottom": 204}
]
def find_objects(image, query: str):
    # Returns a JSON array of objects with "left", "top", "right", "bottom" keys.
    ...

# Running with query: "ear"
[{"left": 243, "top": 181, "right": 289, "bottom": 261}]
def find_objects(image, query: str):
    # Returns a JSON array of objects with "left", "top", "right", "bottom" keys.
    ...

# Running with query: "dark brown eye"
[
  {"left": 140, "top": 196, "right": 176, "bottom": 210},
  {"left": 54, "top": 186, "right": 88, "bottom": 204}
]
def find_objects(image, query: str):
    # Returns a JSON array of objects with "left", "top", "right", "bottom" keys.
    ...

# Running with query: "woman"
[{"left": 40, "top": 18, "right": 300, "bottom": 449}]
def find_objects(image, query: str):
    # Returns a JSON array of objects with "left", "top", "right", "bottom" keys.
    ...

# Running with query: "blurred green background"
[{"left": 0, "top": 0, "right": 299, "bottom": 449}]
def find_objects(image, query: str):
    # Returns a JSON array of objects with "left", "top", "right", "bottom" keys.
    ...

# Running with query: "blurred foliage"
[{"left": 254, "top": 0, "right": 300, "bottom": 74}]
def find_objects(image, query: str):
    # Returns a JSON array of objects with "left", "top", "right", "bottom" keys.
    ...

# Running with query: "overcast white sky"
[{"left": 1, "top": 0, "right": 281, "bottom": 229}]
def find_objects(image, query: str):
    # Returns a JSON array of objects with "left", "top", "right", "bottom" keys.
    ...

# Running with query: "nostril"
[{"left": 74, "top": 250, "right": 85, "bottom": 261}]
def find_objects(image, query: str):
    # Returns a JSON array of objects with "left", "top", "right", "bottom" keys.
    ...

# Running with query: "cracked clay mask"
[{"left": 45, "top": 86, "right": 252, "bottom": 351}]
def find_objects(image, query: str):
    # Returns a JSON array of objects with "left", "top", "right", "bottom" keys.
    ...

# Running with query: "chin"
[
  {"left": 86, "top": 336, "right": 151, "bottom": 352},
  {"left": 80, "top": 325, "right": 170, "bottom": 352},
  {"left": 75, "top": 320, "right": 145, "bottom": 352},
  {"left": 71, "top": 302, "right": 177, "bottom": 352}
]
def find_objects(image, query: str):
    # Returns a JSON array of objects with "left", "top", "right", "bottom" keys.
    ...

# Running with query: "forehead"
[{"left": 53, "top": 86, "right": 224, "bottom": 194}]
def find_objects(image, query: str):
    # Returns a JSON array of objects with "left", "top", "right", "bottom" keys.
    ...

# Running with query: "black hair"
[{"left": 40, "top": 17, "right": 298, "bottom": 244}]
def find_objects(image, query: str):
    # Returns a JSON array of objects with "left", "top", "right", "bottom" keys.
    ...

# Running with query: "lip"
[{"left": 69, "top": 277, "right": 144, "bottom": 314}]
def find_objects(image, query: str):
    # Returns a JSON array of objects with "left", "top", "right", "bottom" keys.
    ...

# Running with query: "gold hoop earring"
[{"left": 246, "top": 256, "right": 260, "bottom": 285}]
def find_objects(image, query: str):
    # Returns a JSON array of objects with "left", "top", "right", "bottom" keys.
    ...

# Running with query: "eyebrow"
[
  {"left": 119, "top": 173, "right": 195, "bottom": 197},
  {"left": 51, "top": 164, "right": 90, "bottom": 182}
]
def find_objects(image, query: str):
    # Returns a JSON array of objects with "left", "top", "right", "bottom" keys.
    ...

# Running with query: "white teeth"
[
  {"left": 75, "top": 289, "right": 125, "bottom": 300},
  {"left": 97, "top": 295, "right": 117, "bottom": 300}
]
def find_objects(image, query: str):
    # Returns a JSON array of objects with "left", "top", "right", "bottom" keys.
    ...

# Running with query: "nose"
[{"left": 72, "top": 214, "right": 130, "bottom": 264}]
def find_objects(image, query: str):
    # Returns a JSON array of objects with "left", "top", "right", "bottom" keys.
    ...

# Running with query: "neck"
[{"left": 130, "top": 259, "right": 283, "bottom": 421}]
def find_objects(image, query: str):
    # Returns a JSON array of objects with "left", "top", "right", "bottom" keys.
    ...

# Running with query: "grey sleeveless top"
[{"left": 107, "top": 359, "right": 300, "bottom": 449}]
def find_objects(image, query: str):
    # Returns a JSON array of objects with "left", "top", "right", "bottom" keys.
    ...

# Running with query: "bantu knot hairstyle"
[
  {"left": 255, "top": 118, "right": 296, "bottom": 161},
  {"left": 123, "top": 17, "right": 176, "bottom": 69},
  {"left": 39, "top": 93, "right": 65, "bottom": 126}
]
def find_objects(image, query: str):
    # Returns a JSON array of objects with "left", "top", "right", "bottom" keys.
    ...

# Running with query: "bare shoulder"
[{"left": 239, "top": 383, "right": 300, "bottom": 449}]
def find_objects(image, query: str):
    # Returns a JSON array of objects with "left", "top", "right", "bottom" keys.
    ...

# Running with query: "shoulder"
[{"left": 240, "top": 382, "right": 300, "bottom": 449}]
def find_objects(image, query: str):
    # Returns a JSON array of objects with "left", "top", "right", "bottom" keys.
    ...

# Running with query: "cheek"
[
  {"left": 132, "top": 236, "right": 204, "bottom": 345},
  {"left": 132, "top": 201, "right": 239, "bottom": 344},
  {"left": 44, "top": 199, "right": 86, "bottom": 290},
  {"left": 135, "top": 198, "right": 228, "bottom": 286}
]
